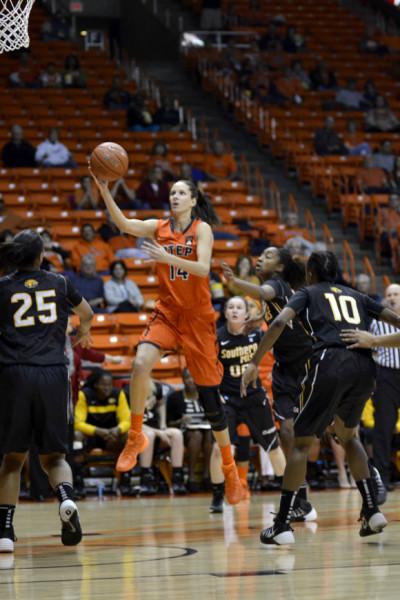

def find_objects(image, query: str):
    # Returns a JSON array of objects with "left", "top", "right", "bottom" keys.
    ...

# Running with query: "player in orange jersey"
[{"left": 91, "top": 174, "right": 243, "bottom": 504}]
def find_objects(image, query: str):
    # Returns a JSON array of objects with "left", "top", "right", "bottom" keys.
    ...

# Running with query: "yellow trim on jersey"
[{"left": 87, "top": 405, "right": 117, "bottom": 414}]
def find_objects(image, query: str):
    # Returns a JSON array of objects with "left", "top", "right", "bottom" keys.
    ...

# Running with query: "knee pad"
[
  {"left": 197, "top": 385, "right": 227, "bottom": 431},
  {"left": 236, "top": 436, "right": 251, "bottom": 462}
]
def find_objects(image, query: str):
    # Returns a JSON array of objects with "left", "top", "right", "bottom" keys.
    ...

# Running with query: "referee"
[{"left": 371, "top": 283, "right": 400, "bottom": 494}]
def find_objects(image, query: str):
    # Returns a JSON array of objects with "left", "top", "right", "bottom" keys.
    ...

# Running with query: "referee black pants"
[{"left": 372, "top": 366, "right": 400, "bottom": 486}]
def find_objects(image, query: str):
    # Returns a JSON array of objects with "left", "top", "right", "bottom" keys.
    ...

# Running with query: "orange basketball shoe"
[
  {"left": 222, "top": 462, "right": 245, "bottom": 505},
  {"left": 116, "top": 430, "right": 149, "bottom": 472}
]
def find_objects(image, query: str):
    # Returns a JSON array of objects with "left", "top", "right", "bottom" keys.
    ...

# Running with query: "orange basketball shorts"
[{"left": 139, "top": 302, "right": 223, "bottom": 387}]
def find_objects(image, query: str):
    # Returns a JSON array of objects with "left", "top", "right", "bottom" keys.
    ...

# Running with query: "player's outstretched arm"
[
  {"left": 141, "top": 221, "right": 213, "bottom": 277},
  {"left": 72, "top": 298, "right": 93, "bottom": 348},
  {"left": 90, "top": 169, "right": 158, "bottom": 239},
  {"left": 240, "top": 306, "right": 296, "bottom": 396},
  {"left": 341, "top": 307, "right": 400, "bottom": 349},
  {"left": 221, "top": 262, "right": 277, "bottom": 300}
]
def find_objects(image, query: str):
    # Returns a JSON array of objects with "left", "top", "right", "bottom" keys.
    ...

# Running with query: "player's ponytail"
[
  {"left": 182, "top": 180, "right": 220, "bottom": 226},
  {"left": 0, "top": 230, "right": 43, "bottom": 270},
  {"left": 307, "top": 251, "right": 338, "bottom": 282},
  {"left": 277, "top": 248, "right": 306, "bottom": 290}
]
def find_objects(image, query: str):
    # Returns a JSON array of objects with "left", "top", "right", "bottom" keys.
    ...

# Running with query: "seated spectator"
[
  {"left": 148, "top": 141, "right": 174, "bottom": 180},
  {"left": 391, "top": 156, "right": 400, "bottom": 192},
  {"left": 1, "top": 124, "right": 36, "bottom": 167},
  {"left": 279, "top": 211, "right": 312, "bottom": 246},
  {"left": 40, "top": 229, "right": 70, "bottom": 272},
  {"left": 203, "top": 140, "right": 238, "bottom": 181},
  {"left": 35, "top": 128, "right": 76, "bottom": 168},
  {"left": 39, "top": 63, "right": 62, "bottom": 88},
  {"left": 41, "top": 11, "right": 71, "bottom": 41},
  {"left": 291, "top": 59, "right": 311, "bottom": 89},
  {"left": 111, "top": 178, "right": 140, "bottom": 209},
  {"left": 104, "top": 259, "right": 144, "bottom": 313},
  {"left": 355, "top": 273, "right": 381, "bottom": 302},
  {"left": 127, "top": 93, "right": 160, "bottom": 132},
  {"left": 98, "top": 213, "right": 150, "bottom": 259},
  {"left": 225, "top": 255, "right": 260, "bottom": 297},
  {"left": 153, "top": 97, "right": 180, "bottom": 130},
  {"left": 8, "top": 50, "right": 37, "bottom": 88},
  {"left": 344, "top": 120, "right": 372, "bottom": 156},
  {"left": 167, "top": 368, "right": 213, "bottom": 492},
  {"left": 309, "top": 60, "right": 337, "bottom": 91},
  {"left": 283, "top": 26, "right": 305, "bottom": 53},
  {"left": 357, "top": 155, "right": 389, "bottom": 194},
  {"left": 71, "top": 223, "right": 116, "bottom": 272},
  {"left": 364, "top": 96, "right": 400, "bottom": 133},
  {"left": 69, "top": 255, "right": 105, "bottom": 312},
  {"left": 285, "top": 234, "right": 316, "bottom": 258},
  {"left": 371, "top": 140, "right": 396, "bottom": 173},
  {"left": 178, "top": 162, "right": 207, "bottom": 183},
  {"left": 75, "top": 176, "right": 100, "bottom": 209},
  {"left": 103, "top": 77, "right": 131, "bottom": 110},
  {"left": 314, "top": 116, "right": 348, "bottom": 156},
  {"left": 209, "top": 270, "right": 226, "bottom": 315},
  {"left": 360, "top": 80, "right": 379, "bottom": 110},
  {"left": 62, "top": 55, "right": 86, "bottom": 88},
  {"left": 335, "top": 79, "right": 362, "bottom": 110},
  {"left": 258, "top": 22, "right": 282, "bottom": 51},
  {"left": 376, "top": 194, "right": 400, "bottom": 259},
  {"left": 136, "top": 166, "right": 170, "bottom": 209},
  {"left": 271, "top": 67, "right": 304, "bottom": 106},
  {"left": 138, "top": 380, "right": 186, "bottom": 495}
]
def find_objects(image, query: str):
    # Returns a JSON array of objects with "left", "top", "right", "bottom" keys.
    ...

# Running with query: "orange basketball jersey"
[{"left": 155, "top": 218, "right": 213, "bottom": 311}]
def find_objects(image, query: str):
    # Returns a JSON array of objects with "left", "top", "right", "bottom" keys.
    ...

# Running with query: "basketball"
[{"left": 89, "top": 142, "right": 129, "bottom": 181}]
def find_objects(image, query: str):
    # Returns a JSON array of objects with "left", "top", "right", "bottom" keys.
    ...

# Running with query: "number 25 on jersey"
[
  {"left": 324, "top": 293, "right": 361, "bottom": 325},
  {"left": 11, "top": 290, "right": 57, "bottom": 328}
]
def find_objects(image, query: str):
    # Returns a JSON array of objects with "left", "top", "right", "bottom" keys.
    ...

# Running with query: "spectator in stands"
[
  {"left": 364, "top": 96, "right": 400, "bottom": 132},
  {"left": 75, "top": 176, "right": 100, "bottom": 209},
  {"left": 98, "top": 212, "right": 149, "bottom": 259},
  {"left": 258, "top": 22, "right": 282, "bottom": 51},
  {"left": 35, "top": 128, "right": 76, "bottom": 168},
  {"left": 8, "top": 50, "right": 37, "bottom": 88},
  {"left": 226, "top": 255, "right": 259, "bottom": 297},
  {"left": 62, "top": 55, "right": 86, "bottom": 88},
  {"left": 357, "top": 155, "right": 390, "bottom": 194},
  {"left": 355, "top": 273, "right": 381, "bottom": 302},
  {"left": 200, "top": 0, "right": 222, "bottom": 30},
  {"left": 283, "top": 26, "right": 305, "bottom": 53},
  {"left": 390, "top": 157, "right": 400, "bottom": 192},
  {"left": 203, "top": 140, "right": 238, "bottom": 181},
  {"left": 148, "top": 141, "right": 175, "bottom": 180},
  {"left": 309, "top": 60, "right": 337, "bottom": 91},
  {"left": 127, "top": 93, "right": 160, "bottom": 132},
  {"left": 291, "top": 59, "right": 311, "bottom": 89},
  {"left": 344, "top": 120, "right": 372, "bottom": 156},
  {"left": 1, "top": 124, "right": 36, "bottom": 168},
  {"left": 360, "top": 80, "right": 379, "bottom": 110},
  {"left": 69, "top": 254, "right": 105, "bottom": 312},
  {"left": 71, "top": 223, "right": 115, "bottom": 272},
  {"left": 167, "top": 368, "right": 213, "bottom": 492},
  {"left": 103, "top": 77, "right": 131, "bottom": 110},
  {"left": 104, "top": 260, "right": 144, "bottom": 313},
  {"left": 38, "top": 62, "right": 62, "bottom": 88},
  {"left": 371, "top": 140, "right": 396, "bottom": 173},
  {"left": 136, "top": 166, "right": 170, "bottom": 209},
  {"left": 284, "top": 214, "right": 316, "bottom": 257},
  {"left": 110, "top": 178, "right": 140, "bottom": 209},
  {"left": 40, "top": 229, "right": 70, "bottom": 272},
  {"left": 314, "top": 116, "right": 348, "bottom": 156},
  {"left": 335, "top": 79, "right": 363, "bottom": 110},
  {"left": 178, "top": 162, "right": 207, "bottom": 183},
  {"left": 139, "top": 380, "right": 187, "bottom": 495},
  {"left": 74, "top": 368, "right": 130, "bottom": 452},
  {"left": 271, "top": 66, "right": 304, "bottom": 106},
  {"left": 41, "top": 10, "right": 71, "bottom": 41},
  {"left": 153, "top": 97, "right": 180, "bottom": 130}
]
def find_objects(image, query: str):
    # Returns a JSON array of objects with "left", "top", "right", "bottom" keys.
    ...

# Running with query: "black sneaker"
[
  {"left": 139, "top": 470, "right": 158, "bottom": 496},
  {"left": 369, "top": 465, "right": 387, "bottom": 506},
  {"left": 260, "top": 518, "right": 295, "bottom": 546},
  {"left": 119, "top": 472, "right": 133, "bottom": 496},
  {"left": 209, "top": 484, "right": 224, "bottom": 513},
  {"left": 172, "top": 470, "right": 187, "bottom": 495},
  {"left": 0, "top": 527, "right": 16, "bottom": 553},
  {"left": 59, "top": 499, "right": 82, "bottom": 546},
  {"left": 290, "top": 498, "right": 318, "bottom": 522},
  {"left": 359, "top": 509, "right": 388, "bottom": 538}
]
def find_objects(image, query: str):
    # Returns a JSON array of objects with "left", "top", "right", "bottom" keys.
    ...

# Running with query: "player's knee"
[
  {"left": 132, "top": 354, "right": 154, "bottom": 377},
  {"left": 169, "top": 428, "right": 183, "bottom": 442},
  {"left": 197, "top": 386, "right": 227, "bottom": 431},
  {"left": 1, "top": 453, "right": 26, "bottom": 472},
  {"left": 294, "top": 436, "right": 314, "bottom": 452},
  {"left": 39, "top": 452, "right": 65, "bottom": 470}
]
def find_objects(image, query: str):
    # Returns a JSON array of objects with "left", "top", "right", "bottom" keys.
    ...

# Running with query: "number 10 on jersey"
[{"left": 324, "top": 293, "right": 361, "bottom": 325}]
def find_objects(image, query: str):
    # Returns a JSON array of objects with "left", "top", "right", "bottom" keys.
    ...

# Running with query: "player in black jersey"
[
  {"left": 210, "top": 296, "right": 286, "bottom": 511},
  {"left": 222, "top": 248, "right": 317, "bottom": 521},
  {"left": 242, "top": 251, "right": 400, "bottom": 545},
  {"left": 0, "top": 230, "right": 93, "bottom": 553}
]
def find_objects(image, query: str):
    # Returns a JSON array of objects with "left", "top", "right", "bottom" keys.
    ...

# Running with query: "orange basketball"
[{"left": 90, "top": 142, "right": 129, "bottom": 181}]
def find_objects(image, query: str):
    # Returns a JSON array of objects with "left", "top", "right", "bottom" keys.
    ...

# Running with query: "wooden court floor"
[{"left": 0, "top": 489, "right": 399, "bottom": 600}]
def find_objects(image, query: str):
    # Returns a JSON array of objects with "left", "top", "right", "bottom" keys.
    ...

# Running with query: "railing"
[
  {"left": 342, "top": 240, "right": 356, "bottom": 286},
  {"left": 181, "top": 30, "right": 256, "bottom": 52},
  {"left": 322, "top": 223, "right": 335, "bottom": 251},
  {"left": 362, "top": 257, "right": 377, "bottom": 295}
]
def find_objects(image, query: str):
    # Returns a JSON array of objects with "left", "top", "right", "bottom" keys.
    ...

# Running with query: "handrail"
[
  {"left": 362, "top": 257, "right": 377, "bottom": 295},
  {"left": 304, "top": 208, "right": 316, "bottom": 242},
  {"left": 322, "top": 223, "right": 335, "bottom": 250},
  {"left": 382, "top": 274, "right": 392, "bottom": 288},
  {"left": 342, "top": 240, "right": 356, "bottom": 286}
]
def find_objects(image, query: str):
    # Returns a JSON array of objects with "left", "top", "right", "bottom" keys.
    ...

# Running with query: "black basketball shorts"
[
  {"left": 272, "top": 360, "right": 309, "bottom": 421},
  {"left": 0, "top": 364, "right": 69, "bottom": 454},
  {"left": 294, "top": 348, "right": 376, "bottom": 437},
  {"left": 224, "top": 392, "right": 279, "bottom": 452}
]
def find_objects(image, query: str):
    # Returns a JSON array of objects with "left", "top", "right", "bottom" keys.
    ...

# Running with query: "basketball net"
[{"left": 0, "top": 0, "right": 35, "bottom": 53}]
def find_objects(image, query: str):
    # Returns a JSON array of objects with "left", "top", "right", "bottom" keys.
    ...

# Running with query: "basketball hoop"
[{"left": 0, "top": 0, "right": 35, "bottom": 53}]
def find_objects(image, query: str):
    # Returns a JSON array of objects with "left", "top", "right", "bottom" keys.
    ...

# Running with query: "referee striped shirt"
[{"left": 370, "top": 320, "right": 400, "bottom": 369}]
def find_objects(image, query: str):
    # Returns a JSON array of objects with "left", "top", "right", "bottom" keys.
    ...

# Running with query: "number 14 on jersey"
[{"left": 169, "top": 266, "right": 189, "bottom": 281}]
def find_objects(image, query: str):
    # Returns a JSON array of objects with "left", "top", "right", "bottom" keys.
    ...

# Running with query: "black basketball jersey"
[
  {"left": 0, "top": 269, "right": 82, "bottom": 366},
  {"left": 264, "top": 276, "right": 312, "bottom": 366},
  {"left": 81, "top": 387, "right": 125, "bottom": 430},
  {"left": 218, "top": 324, "right": 263, "bottom": 399},
  {"left": 287, "top": 282, "right": 384, "bottom": 353}
]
